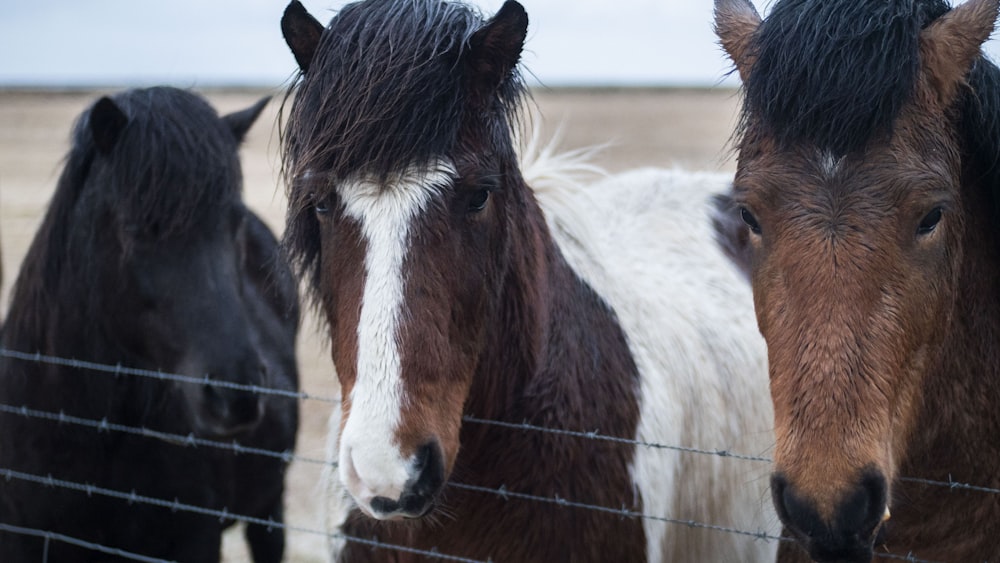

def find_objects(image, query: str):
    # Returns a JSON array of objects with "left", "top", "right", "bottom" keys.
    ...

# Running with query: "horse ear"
[
  {"left": 710, "top": 193, "right": 752, "bottom": 282},
  {"left": 224, "top": 96, "right": 270, "bottom": 144},
  {"left": 282, "top": 0, "right": 324, "bottom": 73},
  {"left": 919, "top": 0, "right": 999, "bottom": 106},
  {"left": 714, "top": 0, "right": 762, "bottom": 82},
  {"left": 90, "top": 97, "right": 128, "bottom": 155},
  {"left": 465, "top": 1, "right": 528, "bottom": 103}
]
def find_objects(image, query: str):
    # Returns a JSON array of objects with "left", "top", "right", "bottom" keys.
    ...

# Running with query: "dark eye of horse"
[
  {"left": 468, "top": 189, "right": 490, "bottom": 213},
  {"left": 917, "top": 207, "right": 943, "bottom": 235},
  {"left": 314, "top": 196, "right": 331, "bottom": 216},
  {"left": 740, "top": 207, "right": 762, "bottom": 235}
]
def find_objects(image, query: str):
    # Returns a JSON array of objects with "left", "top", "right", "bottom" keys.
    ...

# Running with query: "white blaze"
[{"left": 336, "top": 160, "right": 455, "bottom": 516}]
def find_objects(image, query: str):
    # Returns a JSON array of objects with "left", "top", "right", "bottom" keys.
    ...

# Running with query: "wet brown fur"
[{"left": 716, "top": 0, "right": 1000, "bottom": 559}]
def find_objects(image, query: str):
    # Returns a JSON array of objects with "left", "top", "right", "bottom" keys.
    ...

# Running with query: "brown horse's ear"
[
  {"left": 90, "top": 96, "right": 129, "bottom": 155},
  {"left": 282, "top": 0, "right": 324, "bottom": 73},
  {"left": 465, "top": 1, "right": 528, "bottom": 104},
  {"left": 714, "top": 0, "right": 762, "bottom": 82},
  {"left": 224, "top": 96, "right": 270, "bottom": 144},
  {"left": 710, "top": 193, "right": 753, "bottom": 282},
  {"left": 920, "top": 0, "right": 999, "bottom": 106}
]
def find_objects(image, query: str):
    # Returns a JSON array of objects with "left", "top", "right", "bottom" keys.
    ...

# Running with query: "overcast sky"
[{"left": 3, "top": 0, "right": 1000, "bottom": 88}]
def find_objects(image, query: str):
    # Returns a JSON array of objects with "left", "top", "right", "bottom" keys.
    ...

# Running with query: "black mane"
[
  {"left": 282, "top": 0, "right": 524, "bottom": 183},
  {"left": 962, "top": 57, "right": 1000, "bottom": 205},
  {"left": 740, "top": 0, "right": 950, "bottom": 156},
  {"left": 739, "top": 0, "right": 1000, "bottom": 208},
  {"left": 83, "top": 87, "right": 243, "bottom": 239},
  {"left": 6, "top": 87, "right": 244, "bottom": 347},
  {"left": 281, "top": 0, "right": 526, "bottom": 292}
]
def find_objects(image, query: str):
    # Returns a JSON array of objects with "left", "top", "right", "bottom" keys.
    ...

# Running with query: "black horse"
[{"left": 0, "top": 87, "right": 299, "bottom": 562}]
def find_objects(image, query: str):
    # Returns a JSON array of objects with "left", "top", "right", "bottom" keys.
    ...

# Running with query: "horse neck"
[
  {"left": 464, "top": 182, "right": 639, "bottom": 436},
  {"left": 1, "top": 203, "right": 139, "bottom": 415}
]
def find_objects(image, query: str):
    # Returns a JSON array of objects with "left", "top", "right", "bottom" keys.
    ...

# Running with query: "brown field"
[{"left": 0, "top": 87, "right": 741, "bottom": 561}]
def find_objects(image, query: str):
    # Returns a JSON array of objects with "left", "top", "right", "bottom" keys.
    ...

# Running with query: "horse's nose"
[
  {"left": 370, "top": 440, "right": 445, "bottom": 519},
  {"left": 201, "top": 364, "right": 267, "bottom": 435},
  {"left": 771, "top": 469, "right": 887, "bottom": 563}
]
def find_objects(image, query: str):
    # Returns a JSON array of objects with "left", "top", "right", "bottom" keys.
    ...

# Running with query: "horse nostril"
[
  {"left": 370, "top": 495, "right": 400, "bottom": 515},
  {"left": 255, "top": 362, "right": 270, "bottom": 386},
  {"left": 772, "top": 469, "right": 887, "bottom": 562},
  {"left": 201, "top": 380, "right": 263, "bottom": 432},
  {"left": 411, "top": 440, "right": 445, "bottom": 499},
  {"left": 836, "top": 469, "right": 888, "bottom": 539},
  {"left": 202, "top": 383, "right": 226, "bottom": 413}
]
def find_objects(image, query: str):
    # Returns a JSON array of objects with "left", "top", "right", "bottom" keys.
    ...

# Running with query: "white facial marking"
[
  {"left": 820, "top": 149, "right": 843, "bottom": 179},
  {"left": 336, "top": 159, "right": 456, "bottom": 517}
]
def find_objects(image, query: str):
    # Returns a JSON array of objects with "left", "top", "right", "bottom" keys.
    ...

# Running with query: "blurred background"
[
  {"left": 0, "top": 1, "right": 785, "bottom": 88},
  {"left": 6, "top": 0, "right": 1000, "bottom": 89}
]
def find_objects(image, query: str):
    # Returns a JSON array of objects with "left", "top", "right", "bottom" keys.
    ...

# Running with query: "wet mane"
[
  {"left": 281, "top": 0, "right": 527, "bottom": 294},
  {"left": 281, "top": 0, "right": 526, "bottom": 188},
  {"left": 962, "top": 57, "right": 1000, "bottom": 206},
  {"left": 740, "top": 0, "right": 950, "bottom": 156},
  {"left": 84, "top": 88, "right": 243, "bottom": 239},
  {"left": 740, "top": 0, "right": 1000, "bottom": 207},
  {"left": 6, "top": 87, "right": 244, "bottom": 345}
]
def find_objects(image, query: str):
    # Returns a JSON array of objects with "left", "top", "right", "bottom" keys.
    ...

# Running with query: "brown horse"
[
  {"left": 281, "top": 0, "right": 778, "bottom": 560},
  {"left": 714, "top": 0, "right": 1000, "bottom": 561}
]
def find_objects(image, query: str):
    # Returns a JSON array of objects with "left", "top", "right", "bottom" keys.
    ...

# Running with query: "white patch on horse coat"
[
  {"left": 323, "top": 136, "right": 778, "bottom": 559},
  {"left": 335, "top": 161, "right": 456, "bottom": 517},
  {"left": 527, "top": 152, "right": 779, "bottom": 561}
]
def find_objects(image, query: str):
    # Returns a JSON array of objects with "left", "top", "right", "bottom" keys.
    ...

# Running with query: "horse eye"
[
  {"left": 313, "top": 195, "right": 331, "bottom": 216},
  {"left": 917, "top": 207, "right": 943, "bottom": 235},
  {"left": 740, "top": 207, "right": 762, "bottom": 235},
  {"left": 468, "top": 189, "right": 490, "bottom": 213}
]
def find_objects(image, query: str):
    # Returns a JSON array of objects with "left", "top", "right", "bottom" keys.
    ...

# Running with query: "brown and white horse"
[
  {"left": 715, "top": 0, "right": 1000, "bottom": 560},
  {"left": 281, "top": 0, "right": 776, "bottom": 560}
]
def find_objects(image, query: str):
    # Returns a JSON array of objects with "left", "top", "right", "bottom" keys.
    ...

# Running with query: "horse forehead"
[
  {"left": 337, "top": 160, "right": 457, "bottom": 227},
  {"left": 746, "top": 144, "right": 949, "bottom": 210}
]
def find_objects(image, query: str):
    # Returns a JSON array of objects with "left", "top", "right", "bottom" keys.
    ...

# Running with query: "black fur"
[
  {"left": 961, "top": 57, "right": 1000, "bottom": 214},
  {"left": 739, "top": 0, "right": 1000, "bottom": 213},
  {"left": 740, "top": 0, "right": 950, "bottom": 156},
  {"left": 0, "top": 87, "right": 299, "bottom": 562}
]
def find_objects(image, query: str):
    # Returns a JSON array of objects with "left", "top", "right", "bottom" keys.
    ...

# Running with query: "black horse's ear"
[
  {"left": 223, "top": 96, "right": 270, "bottom": 144},
  {"left": 710, "top": 193, "right": 753, "bottom": 282},
  {"left": 465, "top": 1, "right": 528, "bottom": 102},
  {"left": 282, "top": 0, "right": 324, "bottom": 72},
  {"left": 90, "top": 96, "right": 128, "bottom": 155}
]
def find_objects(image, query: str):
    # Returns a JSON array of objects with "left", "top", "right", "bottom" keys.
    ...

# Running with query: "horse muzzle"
[
  {"left": 344, "top": 440, "right": 445, "bottom": 520},
  {"left": 197, "top": 381, "right": 265, "bottom": 437},
  {"left": 772, "top": 469, "right": 888, "bottom": 563}
]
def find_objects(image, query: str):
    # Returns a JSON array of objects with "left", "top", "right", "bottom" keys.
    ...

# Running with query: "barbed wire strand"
[
  {"left": 461, "top": 415, "right": 772, "bottom": 463},
  {"left": 1, "top": 348, "right": 997, "bottom": 500},
  {"left": 0, "top": 348, "right": 790, "bottom": 463},
  {"left": 0, "top": 464, "right": 943, "bottom": 563},
  {"left": 0, "top": 467, "right": 488, "bottom": 563},
  {"left": 0, "top": 522, "right": 173, "bottom": 563},
  {"left": 898, "top": 476, "right": 1000, "bottom": 495},
  {"left": 0, "top": 348, "right": 338, "bottom": 404},
  {"left": 0, "top": 403, "right": 326, "bottom": 467},
  {"left": 0, "top": 401, "right": 789, "bottom": 556},
  {"left": 0, "top": 414, "right": 766, "bottom": 556}
]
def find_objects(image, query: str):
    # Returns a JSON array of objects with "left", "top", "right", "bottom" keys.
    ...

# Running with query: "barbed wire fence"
[{"left": 0, "top": 348, "right": 990, "bottom": 563}]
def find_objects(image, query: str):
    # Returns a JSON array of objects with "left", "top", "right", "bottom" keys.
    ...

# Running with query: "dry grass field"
[{"left": 0, "top": 87, "right": 742, "bottom": 562}]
